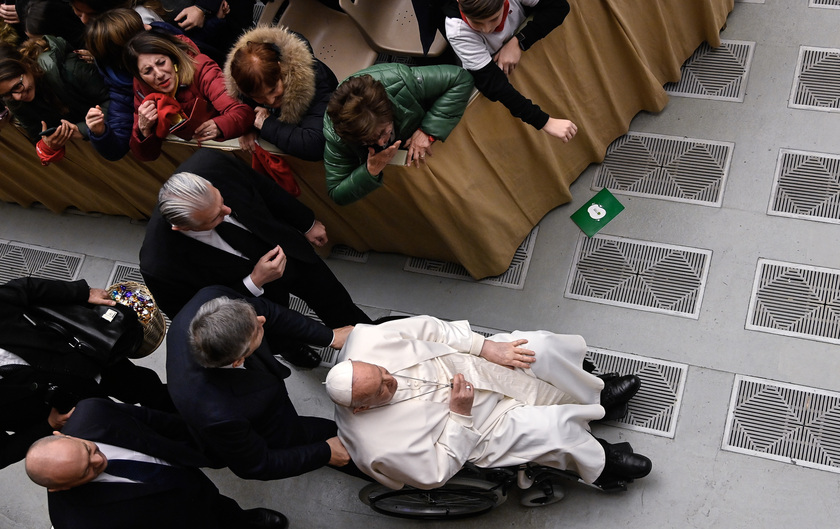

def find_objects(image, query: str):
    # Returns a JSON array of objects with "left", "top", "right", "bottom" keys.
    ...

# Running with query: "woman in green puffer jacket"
[{"left": 324, "top": 63, "right": 474, "bottom": 205}]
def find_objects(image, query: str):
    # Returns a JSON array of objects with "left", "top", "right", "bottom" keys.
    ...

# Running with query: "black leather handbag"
[{"left": 25, "top": 303, "right": 144, "bottom": 366}]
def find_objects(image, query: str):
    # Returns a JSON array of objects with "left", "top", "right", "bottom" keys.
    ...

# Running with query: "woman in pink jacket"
[{"left": 124, "top": 31, "right": 254, "bottom": 161}]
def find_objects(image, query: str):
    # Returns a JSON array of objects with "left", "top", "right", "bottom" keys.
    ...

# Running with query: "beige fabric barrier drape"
[
  {"left": 0, "top": 0, "right": 733, "bottom": 278},
  {"left": 288, "top": 0, "right": 734, "bottom": 278},
  {"left": 0, "top": 120, "right": 196, "bottom": 218}
]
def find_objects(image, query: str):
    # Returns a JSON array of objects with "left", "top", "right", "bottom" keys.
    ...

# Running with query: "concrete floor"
[{"left": 3, "top": 0, "right": 840, "bottom": 527}]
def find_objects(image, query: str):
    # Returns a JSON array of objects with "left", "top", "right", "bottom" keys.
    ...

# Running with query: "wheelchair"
[{"left": 358, "top": 461, "right": 629, "bottom": 520}]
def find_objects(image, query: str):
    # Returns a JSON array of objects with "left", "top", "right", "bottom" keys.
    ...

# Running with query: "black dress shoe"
[
  {"left": 608, "top": 441, "right": 633, "bottom": 454},
  {"left": 280, "top": 342, "right": 322, "bottom": 369},
  {"left": 600, "top": 374, "right": 641, "bottom": 409},
  {"left": 596, "top": 438, "right": 652, "bottom": 481},
  {"left": 240, "top": 508, "right": 289, "bottom": 529},
  {"left": 600, "top": 402, "right": 629, "bottom": 422}
]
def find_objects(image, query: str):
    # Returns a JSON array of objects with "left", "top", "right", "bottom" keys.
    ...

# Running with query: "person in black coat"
[
  {"left": 139, "top": 149, "right": 371, "bottom": 367},
  {"left": 0, "top": 0, "right": 85, "bottom": 48},
  {"left": 26, "top": 398, "right": 288, "bottom": 529},
  {"left": 0, "top": 277, "right": 172, "bottom": 470},
  {"left": 165, "top": 286, "right": 352, "bottom": 481},
  {"left": 224, "top": 25, "right": 338, "bottom": 161}
]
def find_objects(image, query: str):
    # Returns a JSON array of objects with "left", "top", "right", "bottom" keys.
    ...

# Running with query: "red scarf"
[
  {"left": 251, "top": 144, "right": 300, "bottom": 196},
  {"left": 460, "top": 0, "right": 511, "bottom": 32}
]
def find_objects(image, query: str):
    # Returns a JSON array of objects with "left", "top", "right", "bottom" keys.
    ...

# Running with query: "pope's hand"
[
  {"left": 479, "top": 339, "right": 535, "bottom": 369},
  {"left": 449, "top": 374, "right": 474, "bottom": 416}
]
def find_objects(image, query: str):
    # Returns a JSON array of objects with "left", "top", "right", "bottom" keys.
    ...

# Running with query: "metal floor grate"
[
  {"left": 387, "top": 311, "right": 506, "bottom": 338},
  {"left": 288, "top": 295, "right": 336, "bottom": 366},
  {"left": 790, "top": 46, "right": 840, "bottom": 112},
  {"left": 329, "top": 245, "right": 369, "bottom": 263},
  {"left": 107, "top": 262, "right": 145, "bottom": 286},
  {"left": 566, "top": 234, "right": 712, "bottom": 319},
  {"left": 587, "top": 348, "right": 688, "bottom": 438},
  {"left": 746, "top": 259, "right": 840, "bottom": 344},
  {"left": 768, "top": 149, "right": 840, "bottom": 223},
  {"left": 665, "top": 40, "right": 755, "bottom": 102},
  {"left": 0, "top": 241, "right": 84, "bottom": 284},
  {"left": 723, "top": 375, "right": 840, "bottom": 474},
  {"left": 810, "top": 0, "right": 840, "bottom": 8},
  {"left": 404, "top": 228, "right": 538, "bottom": 289},
  {"left": 470, "top": 324, "right": 508, "bottom": 338},
  {"left": 594, "top": 132, "right": 733, "bottom": 206}
]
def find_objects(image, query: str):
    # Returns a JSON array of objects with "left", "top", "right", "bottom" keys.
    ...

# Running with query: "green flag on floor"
[{"left": 571, "top": 188, "right": 625, "bottom": 237}]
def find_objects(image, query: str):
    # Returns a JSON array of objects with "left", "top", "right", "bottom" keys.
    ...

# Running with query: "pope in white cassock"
[{"left": 325, "top": 316, "right": 652, "bottom": 490}]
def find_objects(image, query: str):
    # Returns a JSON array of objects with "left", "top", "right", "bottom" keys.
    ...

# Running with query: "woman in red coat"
[{"left": 124, "top": 31, "right": 254, "bottom": 161}]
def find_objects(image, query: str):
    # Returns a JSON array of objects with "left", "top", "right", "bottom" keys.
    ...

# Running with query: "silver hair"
[
  {"left": 189, "top": 297, "right": 258, "bottom": 368},
  {"left": 158, "top": 172, "right": 215, "bottom": 228}
]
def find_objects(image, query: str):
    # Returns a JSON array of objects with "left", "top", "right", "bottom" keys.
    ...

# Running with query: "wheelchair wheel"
[
  {"left": 519, "top": 476, "right": 566, "bottom": 507},
  {"left": 359, "top": 478, "right": 506, "bottom": 519}
]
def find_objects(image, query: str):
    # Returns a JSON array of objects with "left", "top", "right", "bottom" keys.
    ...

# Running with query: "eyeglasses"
[
  {"left": 365, "top": 123, "right": 395, "bottom": 150},
  {"left": 0, "top": 76, "right": 25, "bottom": 99}
]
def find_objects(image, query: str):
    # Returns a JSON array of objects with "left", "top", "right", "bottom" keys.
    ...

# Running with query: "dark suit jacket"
[
  {"left": 47, "top": 398, "right": 237, "bottom": 529},
  {"left": 139, "top": 149, "right": 320, "bottom": 318},
  {"left": 166, "top": 286, "right": 334, "bottom": 480},
  {"left": 1, "top": 278, "right": 105, "bottom": 468},
  {"left": 0, "top": 277, "right": 100, "bottom": 377},
  {"left": 0, "top": 277, "right": 171, "bottom": 469}
]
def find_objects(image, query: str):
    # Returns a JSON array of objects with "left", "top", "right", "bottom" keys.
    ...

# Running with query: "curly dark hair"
[{"left": 327, "top": 74, "right": 394, "bottom": 146}]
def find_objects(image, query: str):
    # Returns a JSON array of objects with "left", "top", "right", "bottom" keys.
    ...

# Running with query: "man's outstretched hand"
[
  {"left": 88, "top": 287, "right": 116, "bottom": 306},
  {"left": 327, "top": 436, "right": 350, "bottom": 466},
  {"left": 331, "top": 326, "right": 354, "bottom": 349}
]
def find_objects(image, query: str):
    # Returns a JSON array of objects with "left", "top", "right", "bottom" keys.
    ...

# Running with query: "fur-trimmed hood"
[{"left": 224, "top": 25, "right": 316, "bottom": 125}]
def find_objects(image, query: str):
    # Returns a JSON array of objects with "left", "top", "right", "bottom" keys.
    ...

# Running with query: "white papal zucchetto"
[{"left": 325, "top": 360, "right": 354, "bottom": 407}]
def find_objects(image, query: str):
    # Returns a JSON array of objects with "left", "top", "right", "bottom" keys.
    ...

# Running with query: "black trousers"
[
  {"left": 264, "top": 256, "right": 372, "bottom": 328},
  {"left": 99, "top": 359, "right": 175, "bottom": 412}
]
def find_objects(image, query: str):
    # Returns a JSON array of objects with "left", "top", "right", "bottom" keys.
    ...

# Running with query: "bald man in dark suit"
[{"left": 26, "top": 398, "right": 288, "bottom": 529}]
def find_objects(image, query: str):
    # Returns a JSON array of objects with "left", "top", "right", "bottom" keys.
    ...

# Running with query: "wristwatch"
[{"left": 515, "top": 31, "right": 527, "bottom": 51}]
